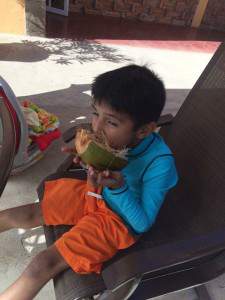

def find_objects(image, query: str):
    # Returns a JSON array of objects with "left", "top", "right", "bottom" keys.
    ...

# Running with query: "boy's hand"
[
  {"left": 62, "top": 146, "right": 125, "bottom": 189},
  {"left": 87, "top": 166, "right": 125, "bottom": 190}
]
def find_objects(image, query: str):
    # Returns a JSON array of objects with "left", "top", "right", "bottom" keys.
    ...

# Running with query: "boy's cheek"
[{"left": 106, "top": 132, "right": 128, "bottom": 148}]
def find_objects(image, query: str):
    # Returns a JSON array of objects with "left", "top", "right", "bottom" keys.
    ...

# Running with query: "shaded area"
[
  {"left": 17, "top": 84, "right": 189, "bottom": 136},
  {"left": 0, "top": 39, "right": 130, "bottom": 64},
  {"left": 21, "top": 38, "right": 130, "bottom": 64},
  {"left": 12, "top": 86, "right": 189, "bottom": 187},
  {"left": 3, "top": 84, "right": 189, "bottom": 200},
  {"left": 0, "top": 43, "right": 49, "bottom": 62},
  {"left": 17, "top": 83, "right": 92, "bottom": 136}
]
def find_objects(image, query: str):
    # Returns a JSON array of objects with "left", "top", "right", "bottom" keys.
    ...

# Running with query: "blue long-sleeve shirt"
[{"left": 102, "top": 132, "right": 178, "bottom": 234}]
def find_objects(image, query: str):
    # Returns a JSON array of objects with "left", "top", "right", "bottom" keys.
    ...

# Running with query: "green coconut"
[{"left": 74, "top": 129, "right": 128, "bottom": 171}]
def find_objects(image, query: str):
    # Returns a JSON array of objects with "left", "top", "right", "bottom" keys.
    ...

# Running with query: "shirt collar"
[{"left": 127, "top": 133, "right": 155, "bottom": 158}]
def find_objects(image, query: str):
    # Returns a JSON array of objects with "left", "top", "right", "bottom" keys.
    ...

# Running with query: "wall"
[
  {"left": 0, "top": 0, "right": 26, "bottom": 35},
  {"left": 201, "top": 0, "right": 225, "bottom": 32},
  {"left": 70, "top": 0, "right": 198, "bottom": 27},
  {"left": 25, "top": 0, "right": 46, "bottom": 36},
  {"left": 0, "top": 0, "right": 46, "bottom": 36}
]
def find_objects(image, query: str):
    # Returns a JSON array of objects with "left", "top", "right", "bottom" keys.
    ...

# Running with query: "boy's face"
[{"left": 91, "top": 102, "right": 155, "bottom": 149}]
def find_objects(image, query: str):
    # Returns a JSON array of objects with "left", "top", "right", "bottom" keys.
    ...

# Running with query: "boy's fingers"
[
  {"left": 88, "top": 166, "right": 99, "bottom": 176},
  {"left": 102, "top": 170, "right": 110, "bottom": 177},
  {"left": 73, "top": 156, "right": 87, "bottom": 169},
  {"left": 88, "top": 165, "right": 98, "bottom": 172},
  {"left": 73, "top": 156, "right": 80, "bottom": 163},
  {"left": 73, "top": 157, "right": 79, "bottom": 164},
  {"left": 88, "top": 167, "right": 95, "bottom": 176}
]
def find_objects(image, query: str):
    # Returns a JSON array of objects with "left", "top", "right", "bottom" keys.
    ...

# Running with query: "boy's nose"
[{"left": 92, "top": 119, "right": 104, "bottom": 134}]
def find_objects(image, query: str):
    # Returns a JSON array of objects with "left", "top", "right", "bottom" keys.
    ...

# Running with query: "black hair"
[{"left": 91, "top": 64, "right": 166, "bottom": 129}]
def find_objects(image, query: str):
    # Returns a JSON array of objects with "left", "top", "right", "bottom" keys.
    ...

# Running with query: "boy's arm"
[{"left": 104, "top": 156, "right": 178, "bottom": 234}]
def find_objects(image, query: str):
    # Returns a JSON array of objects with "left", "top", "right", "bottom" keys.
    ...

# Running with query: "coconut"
[{"left": 74, "top": 128, "right": 128, "bottom": 171}]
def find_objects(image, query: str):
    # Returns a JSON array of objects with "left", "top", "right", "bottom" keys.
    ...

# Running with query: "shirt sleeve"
[{"left": 103, "top": 156, "right": 178, "bottom": 234}]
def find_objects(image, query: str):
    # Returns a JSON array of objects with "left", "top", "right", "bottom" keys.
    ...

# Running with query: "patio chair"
[{"left": 40, "top": 42, "right": 225, "bottom": 300}]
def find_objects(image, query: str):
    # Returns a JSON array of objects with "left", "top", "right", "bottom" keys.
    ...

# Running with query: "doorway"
[{"left": 46, "top": 0, "right": 69, "bottom": 16}]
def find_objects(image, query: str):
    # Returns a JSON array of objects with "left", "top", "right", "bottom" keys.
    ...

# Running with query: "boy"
[{"left": 0, "top": 65, "right": 178, "bottom": 300}]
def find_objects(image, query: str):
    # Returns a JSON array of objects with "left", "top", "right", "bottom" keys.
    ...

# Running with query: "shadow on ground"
[
  {"left": 0, "top": 39, "right": 131, "bottom": 64},
  {"left": 0, "top": 43, "right": 49, "bottom": 62}
]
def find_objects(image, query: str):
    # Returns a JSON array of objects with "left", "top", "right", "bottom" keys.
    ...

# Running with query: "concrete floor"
[{"left": 0, "top": 27, "right": 224, "bottom": 299}]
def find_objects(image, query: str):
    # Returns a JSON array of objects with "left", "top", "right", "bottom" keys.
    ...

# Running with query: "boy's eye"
[
  {"left": 91, "top": 111, "right": 118, "bottom": 127},
  {"left": 107, "top": 120, "right": 118, "bottom": 127}
]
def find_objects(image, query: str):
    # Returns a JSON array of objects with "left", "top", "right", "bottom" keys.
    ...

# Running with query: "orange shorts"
[{"left": 40, "top": 178, "right": 136, "bottom": 274}]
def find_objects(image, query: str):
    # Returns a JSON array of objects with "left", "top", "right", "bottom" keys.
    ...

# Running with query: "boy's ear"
[{"left": 136, "top": 122, "right": 157, "bottom": 139}]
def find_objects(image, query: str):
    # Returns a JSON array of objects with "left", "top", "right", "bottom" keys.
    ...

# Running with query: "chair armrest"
[
  {"left": 102, "top": 228, "right": 225, "bottom": 290},
  {"left": 157, "top": 114, "right": 174, "bottom": 127}
]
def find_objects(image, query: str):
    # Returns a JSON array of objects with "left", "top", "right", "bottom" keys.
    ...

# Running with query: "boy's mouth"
[
  {"left": 76, "top": 128, "right": 128, "bottom": 160},
  {"left": 94, "top": 132, "right": 118, "bottom": 149}
]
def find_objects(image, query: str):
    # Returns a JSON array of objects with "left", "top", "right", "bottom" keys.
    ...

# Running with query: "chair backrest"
[{"left": 145, "top": 42, "right": 225, "bottom": 246}]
